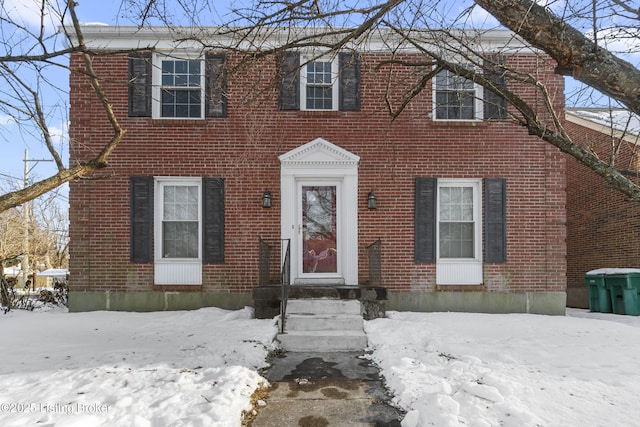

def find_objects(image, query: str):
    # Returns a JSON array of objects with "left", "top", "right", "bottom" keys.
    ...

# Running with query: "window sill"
[
  {"left": 431, "top": 119, "right": 489, "bottom": 127},
  {"left": 435, "top": 284, "right": 486, "bottom": 292},
  {"left": 151, "top": 119, "right": 209, "bottom": 127},
  {"left": 153, "top": 285, "right": 202, "bottom": 292},
  {"left": 295, "top": 110, "right": 344, "bottom": 118}
]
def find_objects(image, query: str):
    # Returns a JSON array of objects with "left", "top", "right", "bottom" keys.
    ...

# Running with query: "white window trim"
[
  {"left": 300, "top": 54, "right": 339, "bottom": 111},
  {"left": 152, "top": 52, "right": 205, "bottom": 120},
  {"left": 432, "top": 66, "right": 484, "bottom": 122},
  {"left": 436, "top": 178, "right": 483, "bottom": 285},
  {"left": 154, "top": 177, "right": 202, "bottom": 285}
]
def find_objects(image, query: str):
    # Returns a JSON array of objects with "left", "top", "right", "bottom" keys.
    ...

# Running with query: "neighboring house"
[
  {"left": 67, "top": 26, "right": 566, "bottom": 315},
  {"left": 565, "top": 108, "right": 640, "bottom": 308}
]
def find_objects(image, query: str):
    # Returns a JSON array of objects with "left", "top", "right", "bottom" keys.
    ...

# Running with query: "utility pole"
[{"left": 22, "top": 149, "right": 29, "bottom": 290}]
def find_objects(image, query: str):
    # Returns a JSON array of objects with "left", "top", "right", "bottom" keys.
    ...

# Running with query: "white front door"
[
  {"left": 279, "top": 138, "right": 360, "bottom": 286},
  {"left": 298, "top": 181, "right": 342, "bottom": 282}
]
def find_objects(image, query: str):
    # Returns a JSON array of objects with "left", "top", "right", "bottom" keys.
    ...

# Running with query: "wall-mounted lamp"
[
  {"left": 262, "top": 190, "right": 272, "bottom": 208},
  {"left": 367, "top": 191, "right": 377, "bottom": 210}
]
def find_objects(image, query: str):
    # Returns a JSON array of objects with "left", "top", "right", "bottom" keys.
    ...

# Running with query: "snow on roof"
[
  {"left": 567, "top": 108, "right": 640, "bottom": 138},
  {"left": 37, "top": 268, "right": 69, "bottom": 277}
]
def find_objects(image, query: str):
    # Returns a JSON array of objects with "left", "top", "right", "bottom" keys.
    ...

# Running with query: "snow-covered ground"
[
  {"left": 1, "top": 305, "right": 639, "bottom": 426},
  {"left": 0, "top": 306, "right": 278, "bottom": 427},
  {"left": 367, "top": 309, "right": 640, "bottom": 427}
]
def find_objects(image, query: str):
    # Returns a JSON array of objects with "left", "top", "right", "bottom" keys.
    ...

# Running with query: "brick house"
[
  {"left": 68, "top": 25, "right": 566, "bottom": 315},
  {"left": 565, "top": 109, "right": 640, "bottom": 308}
]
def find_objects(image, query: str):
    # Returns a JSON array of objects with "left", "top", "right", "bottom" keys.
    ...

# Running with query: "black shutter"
[
  {"left": 278, "top": 51, "right": 300, "bottom": 110},
  {"left": 130, "top": 176, "right": 154, "bottom": 263},
  {"left": 339, "top": 52, "right": 361, "bottom": 111},
  {"left": 203, "top": 177, "right": 225, "bottom": 264},
  {"left": 128, "top": 52, "right": 152, "bottom": 117},
  {"left": 484, "top": 178, "right": 507, "bottom": 263},
  {"left": 415, "top": 177, "right": 437, "bottom": 263},
  {"left": 483, "top": 56, "right": 508, "bottom": 120},
  {"left": 205, "top": 53, "right": 227, "bottom": 118}
]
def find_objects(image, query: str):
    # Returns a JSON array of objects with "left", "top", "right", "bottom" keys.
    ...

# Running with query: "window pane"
[
  {"left": 435, "top": 69, "right": 477, "bottom": 120},
  {"left": 306, "top": 86, "right": 333, "bottom": 110},
  {"left": 439, "top": 222, "right": 474, "bottom": 258},
  {"left": 160, "top": 58, "right": 202, "bottom": 118},
  {"left": 162, "top": 184, "right": 199, "bottom": 259},
  {"left": 307, "top": 61, "right": 332, "bottom": 84},
  {"left": 161, "top": 89, "right": 201, "bottom": 118},
  {"left": 164, "top": 186, "right": 198, "bottom": 221},
  {"left": 174, "top": 60, "right": 188, "bottom": 75},
  {"left": 305, "top": 60, "right": 334, "bottom": 110},
  {"left": 162, "top": 61, "right": 174, "bottom": 73},
  {"left": 163, "top": 222, "right": 198, "bottom": 258},
  {"left": 439, "top": 184, "right": 475, "bottom": 258}
]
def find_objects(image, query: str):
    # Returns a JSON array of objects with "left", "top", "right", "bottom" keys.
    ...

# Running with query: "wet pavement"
[{"left": 249, "top": 352, "right": 404, "bottom": 427}]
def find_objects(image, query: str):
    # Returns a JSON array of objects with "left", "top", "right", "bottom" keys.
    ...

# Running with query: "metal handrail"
[
  {"left": 280, "top": 239, "right": 291, "bottom": 334},
  {"left": 258, "top": 238, "right": 291, "bottom": 333}
]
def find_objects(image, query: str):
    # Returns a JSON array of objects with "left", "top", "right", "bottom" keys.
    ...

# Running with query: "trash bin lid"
[{"left": 586, "top": 268, "right": 640, "bottom": 276}]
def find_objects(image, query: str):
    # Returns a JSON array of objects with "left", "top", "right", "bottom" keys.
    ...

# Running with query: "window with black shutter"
[
  {"left": 203, "top": 177, "right": 225, "bottom": 264},
  {"left": 415, "top": 177, "right": 437, "bottom": 263},
  {"left": 484, "top": 178, "right": 507, "bottom": 262},
  {"left": 416, "top": 177, "right": 507, "bottom": 265},
  {"left": 205, "top": 53, "right": 227, "bottom": 118},
  {"left": 129, "top": 176, "right": 225, "bottom": 266},
  {"left": 130, "top": 176, "right": 154, "bottom": 262},
  {"left": 339, "top": 52, "right": 360, "bottom": 111},
  {"left": 128, "top": 53, "right": 152, "bottom": 117},
  {"left": 483, "top": 56, "right": 508, "bottom": 120},
  {"left": 278, "top": 51, "right": 360, "bottom": 111}
]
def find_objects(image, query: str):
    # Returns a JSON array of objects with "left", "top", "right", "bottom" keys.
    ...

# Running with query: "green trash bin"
[
  {"left": 606, "top": 272, "right": 640, "bottom": 316},
  {"left": 585, "top": 272, "right": 611, "bottom": 313}
]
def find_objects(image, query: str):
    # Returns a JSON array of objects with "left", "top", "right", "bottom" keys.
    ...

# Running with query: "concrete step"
[
  {"left": 277, "top": 330, "right": 368, "bottom": 352},
  {"left": 284, "top": 313, "right": 364, "bottom": 332},
  {"left": 286, "top": 299, "right": 361, "bottom": 315}
]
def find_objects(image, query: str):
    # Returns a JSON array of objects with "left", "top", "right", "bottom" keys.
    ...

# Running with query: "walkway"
[{"left": 250, "top": 351, "right": 403, "bottom": 426}]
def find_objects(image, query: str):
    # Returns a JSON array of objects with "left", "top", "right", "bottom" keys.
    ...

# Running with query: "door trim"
[{"left": 279, "top": 138, "right": 359, "bottom": 286}]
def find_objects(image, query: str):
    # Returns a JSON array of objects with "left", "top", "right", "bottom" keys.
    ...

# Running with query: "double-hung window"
[
  {"left": 153, "top": 54, "right": 204, "bottom": 119},
  {"left": 300, "top": 55, "right": 339, "bottom": 111},
  {"left": 436, "top": 179, "right": 482, "bottom": 284},
  {"left": 154, "top": 177, "right": 202, "bottom": 284},
  {"left": 434, "top": 68, "right": 483, "bottom": 121}
]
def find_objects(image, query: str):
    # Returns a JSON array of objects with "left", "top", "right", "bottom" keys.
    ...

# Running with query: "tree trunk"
[{"left": 474, "top": 0, "right": 640, "bottom": 115}]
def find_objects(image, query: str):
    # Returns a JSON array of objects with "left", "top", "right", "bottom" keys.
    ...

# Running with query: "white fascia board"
[{"left": 65, "top": 24, "right": 535, "bottom": 55}]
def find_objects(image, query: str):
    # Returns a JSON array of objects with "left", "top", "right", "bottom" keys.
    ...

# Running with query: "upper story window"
[
  {"left": 128, "top": 51, "right": 227, "bottom": 119},
  {"left": 434, "top": 68, "right": 483, "bottom": 121},
  {"left": 301, "top": 56, "right": 339, "bottom": 111},
  {"left": 159, "top": 58, "right": 203, "bottom": 119},
  {"left": 153, "top": 54, "right": 204, "bottom": 119},
  {"left": 279, "top": 51, "right": 360, "bottom": 112}
]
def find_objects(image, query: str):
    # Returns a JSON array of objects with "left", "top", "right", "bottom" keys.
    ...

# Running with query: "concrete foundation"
[
  {"left": 70, "top": 289, "right": 567, "bottom": 316},
  {"left": 387, "top": 291, "right": 567, "bottom": 315},
  {"left": 68, "top": 291, "right": 253, "bottom": 312}
]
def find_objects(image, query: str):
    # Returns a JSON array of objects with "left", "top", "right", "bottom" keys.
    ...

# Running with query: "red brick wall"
[
  {"left": 69, "top": 50, "right": 566, "bottom": 294},
  {"left": 565, "top": 118, "right": 640, "bottom": 303}
]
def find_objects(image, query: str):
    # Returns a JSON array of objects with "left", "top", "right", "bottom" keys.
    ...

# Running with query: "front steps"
[{"left": 277, "top": 299, "right": 368, "bottom": 352}]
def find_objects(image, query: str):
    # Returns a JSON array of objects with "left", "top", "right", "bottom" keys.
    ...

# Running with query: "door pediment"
[{"left": 279, "top": 138, "right": 360, "bottom": 169}]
